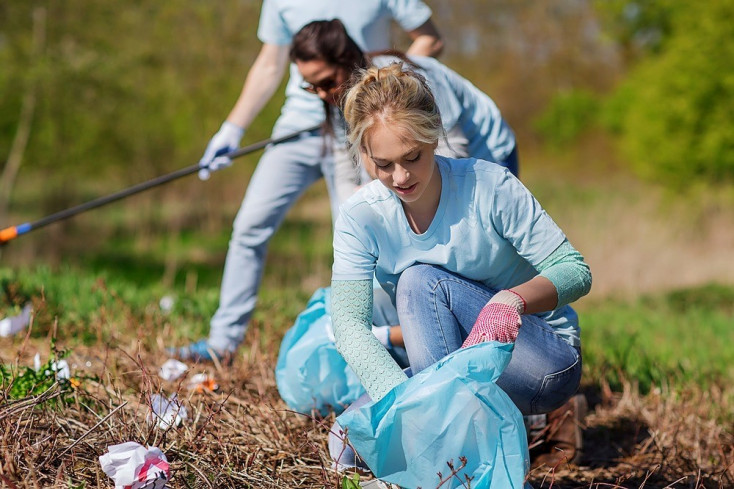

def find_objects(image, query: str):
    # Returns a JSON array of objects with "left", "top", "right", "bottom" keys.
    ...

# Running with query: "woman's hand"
[{"left": 462, "top": 290, "right": 525, "bottom": 346}]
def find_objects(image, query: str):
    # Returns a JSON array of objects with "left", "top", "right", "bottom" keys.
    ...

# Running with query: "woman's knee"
[
  {"left": 396, "top": 264, "right": 442, "bottom": 313},
  {"left": 396, "top": 264, "right": 444, "bottom": 296},
  {"left": 531, "top": 354, "right": 582, "bottom": 413}
]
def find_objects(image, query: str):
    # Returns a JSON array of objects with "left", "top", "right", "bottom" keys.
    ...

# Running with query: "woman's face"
[
  {"left": 296, "top": 59, "right": 349, "bottom": 105},
  {"left": 360, "top": 122, "right": 439, "bottom": 208}
]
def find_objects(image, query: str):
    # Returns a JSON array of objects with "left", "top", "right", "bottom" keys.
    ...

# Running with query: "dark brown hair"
[{"left": 290, "top": 19, "right": 368, "bottom": 137}]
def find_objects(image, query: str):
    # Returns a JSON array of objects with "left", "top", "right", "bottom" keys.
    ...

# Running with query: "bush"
[
  {"left": 533, "top": 89, "right": 601, "bottom": 149},
  {"left": 605, "top": 1, "right": 734, "bottom": 187}
]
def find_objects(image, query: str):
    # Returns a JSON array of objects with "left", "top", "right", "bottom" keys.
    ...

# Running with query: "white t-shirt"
[{"left": 257, "top": 0, "right": 433, "bottom": 133}]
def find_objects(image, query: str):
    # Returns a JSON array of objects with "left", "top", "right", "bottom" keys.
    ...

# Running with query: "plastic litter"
[
  {"left": 0, "top": 304, "right": 32, "bottom": 337},
  {"left": 159, "top": 359, "right": 188, "bottom": 381},
  {"left": 359, "top": 479, "right": 393, "bottom": 488},
  {"left": 186, "top": 372, "right": 218, "bottom": 392},
  {"left": 275, "top": 287, "right": 365, "bottom": 416},
  {"left": 159, "top": 295, "right": 175, "bottom": 314},
  {"left": 99, "top": 441, "right": 169, "bottom": 489},
  {"left": 148, "top": 393, "right": 187, "bottom": 430},
  {"left": 33, "top": 353, "right": 70, "bottom": 380},
  {"left": 337, "top": 342, "right": 529, "bottom": 489}
]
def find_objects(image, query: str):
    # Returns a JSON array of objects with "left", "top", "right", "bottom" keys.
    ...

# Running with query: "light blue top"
[
  {"left": 373, "top": 55, "right": 516, "bottom": 163},
  {"left": 332, "top": 156, "right": 580, "bottom": 341},
  {"left": 257, "top": 0, "right": 433, "bottom": 133}
]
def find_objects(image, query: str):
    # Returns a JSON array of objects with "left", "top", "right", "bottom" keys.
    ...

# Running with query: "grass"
[{"left": 579, "top": 283, "right": 734, "bottom": 399}]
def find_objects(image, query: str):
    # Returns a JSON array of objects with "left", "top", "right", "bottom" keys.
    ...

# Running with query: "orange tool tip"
[{"left": 0, "top": 227, "right": 18, "bottom": 243}]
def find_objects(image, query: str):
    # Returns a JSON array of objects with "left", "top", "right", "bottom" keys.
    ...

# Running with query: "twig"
[{"left": 57, "top": 401, "right": 128, "bottom": 457}]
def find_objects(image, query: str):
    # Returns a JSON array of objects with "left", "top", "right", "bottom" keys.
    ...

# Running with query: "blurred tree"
[
  {"left": 594, "top": 0, "right": 674, "bottom": 59},
  {"left": 533, "top": 89, "right": 600, "bottom": 149},
  {"left": 599, "top": 0, "right": 734, "bottom": 186},
  {"left": 408, "top": 0, "right": 623, "bottom": 145},
  {"left": 2, "top": 0, "right": 628, "bottom": 194},
  {"left": 0, "top": 7, "right": 45, "bottom": 224}
]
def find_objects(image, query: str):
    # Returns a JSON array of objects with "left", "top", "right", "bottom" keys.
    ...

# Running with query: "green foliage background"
[
  {"left": 605, "top": 0, "right": 734, "bottom": 187},
  {"left": 535, "top": 0, "right": 734, "bottom": 186},
  {"left": 3, "top": 0, "right": 731, "bottom": 203}
]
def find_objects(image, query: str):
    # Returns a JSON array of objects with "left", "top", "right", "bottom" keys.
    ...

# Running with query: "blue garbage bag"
[
  {"left": 276, "top": 288, "right": 366, "bottom": 416},
  {"left": 336, "top": 342, "right": 529, "bottom": 489}
]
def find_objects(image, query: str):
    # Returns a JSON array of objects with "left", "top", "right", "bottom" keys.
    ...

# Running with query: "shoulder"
[
  {"left": 438, "top": 155, "right": 508, "bottom": 181},
  {"left": 407, "top": 54, "right": 438, "bottom": 68},
  {"left": 437, "top": 156, "right": 516, "bottom": 207},
  {"left": 339, "top": 181, "right": 394, "bottom": 220}
]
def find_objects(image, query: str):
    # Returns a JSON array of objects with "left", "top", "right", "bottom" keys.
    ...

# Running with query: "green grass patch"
[{"left": 578, "top": 283, "right": 734, "bottom": 392}]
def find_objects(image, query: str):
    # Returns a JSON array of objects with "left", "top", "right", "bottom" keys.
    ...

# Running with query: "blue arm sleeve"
[
  {"left": 331, "top": 279, "right": 408, "bottom": 401},
  {"left": 537, "top": 240, "right": 592, "bottom": 308}
]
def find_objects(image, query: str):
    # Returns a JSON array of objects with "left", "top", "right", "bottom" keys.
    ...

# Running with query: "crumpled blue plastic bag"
[
  {"left": 336, "top": 342, "right": 529, "bottom": 489},
  {"left": 276, "top": 288, "right": 366, "bottom": 416}
]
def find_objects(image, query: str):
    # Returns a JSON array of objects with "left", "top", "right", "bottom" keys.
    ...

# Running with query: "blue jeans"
[
  {"left": 208, "top": 131, "right": 339, "bottom": 352},
  {"left": 397, "top": 264, "right": 581, "bottom": 414},
  {"left": 330, "top": 264, "right": 581, "bottom": 469}
]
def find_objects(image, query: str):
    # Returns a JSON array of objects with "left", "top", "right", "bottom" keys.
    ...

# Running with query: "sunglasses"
[{"left": 300, "top": 74, "right": 340, "bottom": 94}]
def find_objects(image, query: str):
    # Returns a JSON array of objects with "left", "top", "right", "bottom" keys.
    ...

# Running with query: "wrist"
[
  {"left": 488, "top": 289, "right": 526, "bottom": 315},
  {"left": 220, "top": 120, "right": 245, "bottom": 140},
  {"left": 371, "top": 325, "right": 392, "bottom": 348}
]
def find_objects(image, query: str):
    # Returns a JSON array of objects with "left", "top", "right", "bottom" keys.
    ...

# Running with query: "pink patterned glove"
[{"left": 462, "top": 290, "right": 526, "bottom": 347}]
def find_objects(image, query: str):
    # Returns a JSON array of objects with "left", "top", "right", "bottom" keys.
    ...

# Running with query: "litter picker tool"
[{"left": 0, "top": 124, "right": 320, "bottom": 244}]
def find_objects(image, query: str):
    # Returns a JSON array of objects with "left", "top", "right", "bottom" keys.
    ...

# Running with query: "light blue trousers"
[{"left": 208, "top": 131, "right": 338, "bottom": 352}]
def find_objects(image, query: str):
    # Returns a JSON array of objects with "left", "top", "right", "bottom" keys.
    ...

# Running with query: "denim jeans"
[
  {"left": 208, "top": 131, "right": 339, "bottom": 352},
  {"left": 330, "top": 264, "right": 581, "bottom": 470},
  {"left": 396, "top": 264, "right": 581, "bottom": 414}
]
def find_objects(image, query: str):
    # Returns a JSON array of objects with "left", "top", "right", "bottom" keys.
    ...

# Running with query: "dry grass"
[
  {"left": 529, "top": 383, "right": 734, "bottom": 488},
  {"left": 1, "top": 326, "right": 732, "bottom": 489},
  {"left": 1, "top": 329, "right": 343, "bottom": 488}
]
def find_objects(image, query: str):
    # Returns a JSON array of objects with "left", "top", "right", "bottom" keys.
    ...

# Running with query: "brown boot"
[{"left": 530, "top": 393, "right": 588, "bottom": 469}]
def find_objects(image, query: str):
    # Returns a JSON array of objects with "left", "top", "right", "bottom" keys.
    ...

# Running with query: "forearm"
[
  {"left": 536, "top": 240, "right": 592, "bottom": 308},
  {"left": 226, "top": 44, "right": 289, "bottom": 129},
  {"left": 332, "top": 279, "right": 408, "bottom": 401},
  {"left": 405, "top": 20, "right": 444, "bottom": 58},
  {"left": 510, "top": 240, "right": 592, "bottom": 313},
  {"left": 388, "top": 326, "right": 404, "bottom": 347},
  {"left": 509, "top": 275, "right": 559, "bottom": 314}
]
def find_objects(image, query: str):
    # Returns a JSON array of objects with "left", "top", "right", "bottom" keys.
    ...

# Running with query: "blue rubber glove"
[{"left": 198, "top": 121, "right": 245, "bottom": 180}]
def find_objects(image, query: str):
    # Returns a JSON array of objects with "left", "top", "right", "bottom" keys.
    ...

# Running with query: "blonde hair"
[{"left": 342, "top": 62, "right": 443, "bottom": 164}]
